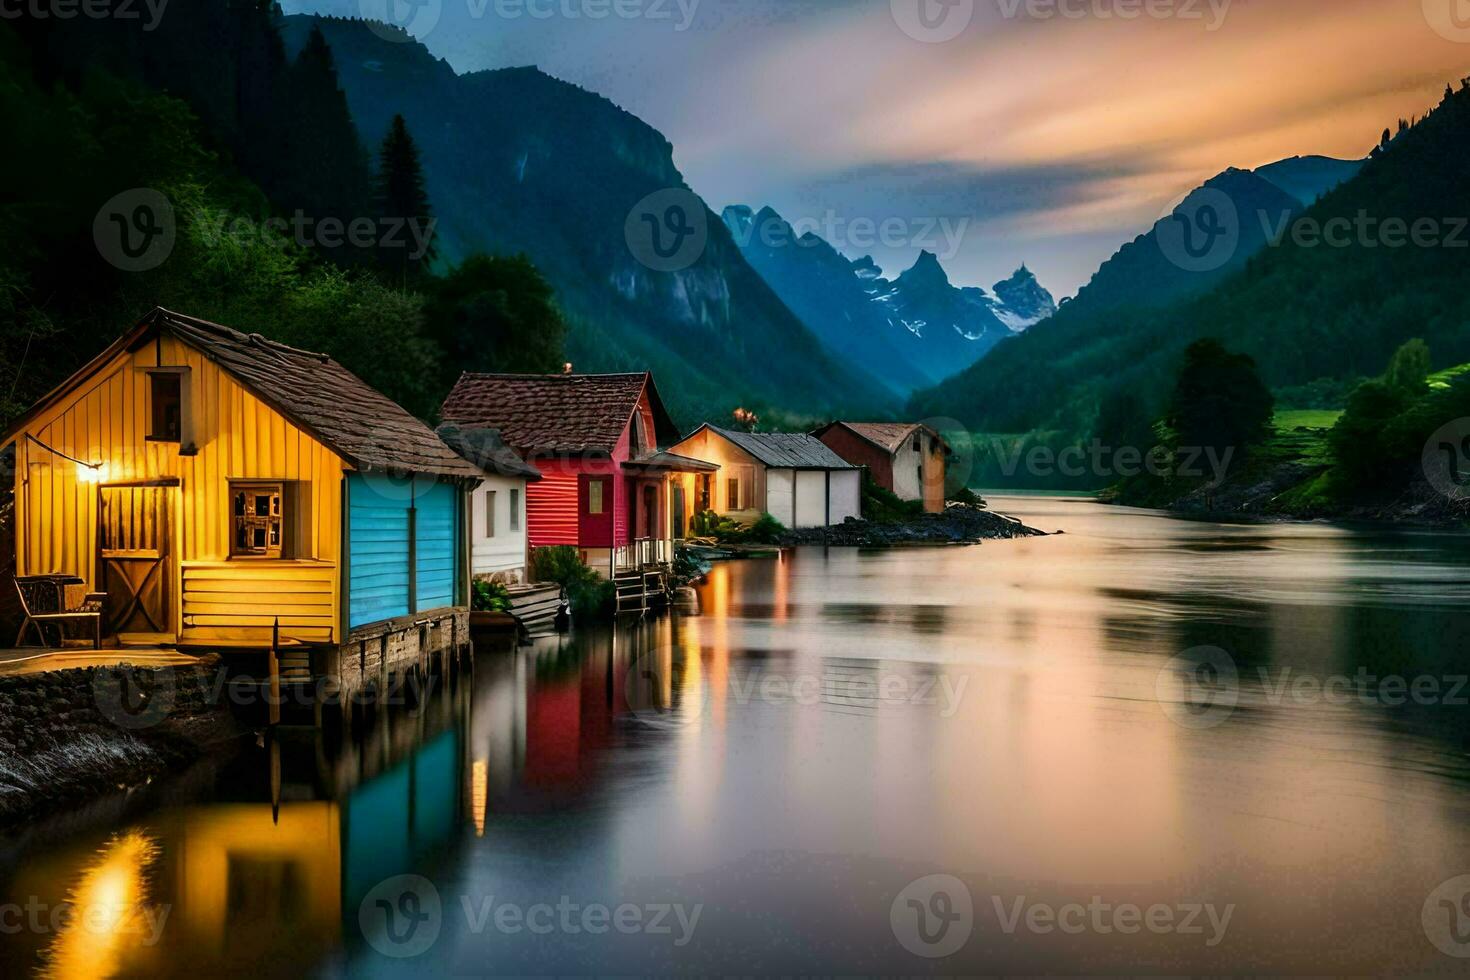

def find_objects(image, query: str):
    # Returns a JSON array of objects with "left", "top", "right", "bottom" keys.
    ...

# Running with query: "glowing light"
[
  {"left": 41, "top": 830, "right": 161, "bottom": 980},
  {"left": 471, "top": 759, "right": 488, "bottom": 837},
  {"left": 75, "top": 463, "right": 106, "bottom": 484}
]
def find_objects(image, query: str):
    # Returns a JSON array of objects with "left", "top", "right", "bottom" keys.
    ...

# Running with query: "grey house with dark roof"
[{"left": 669, "top": 424, "right": 861, "bottom": 529}]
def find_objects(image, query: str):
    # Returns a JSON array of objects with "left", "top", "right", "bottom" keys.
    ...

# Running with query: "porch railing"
[{"left": 614, "top": 537, "right": 672, "bottom": 571}]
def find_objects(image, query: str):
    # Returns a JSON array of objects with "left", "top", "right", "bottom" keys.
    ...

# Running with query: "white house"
[
  {"left": 669, "top": 424, "right": 862, "bottom": 530},
  {"left": 438, "top": 424, "right": 542, "bottom": 585}
]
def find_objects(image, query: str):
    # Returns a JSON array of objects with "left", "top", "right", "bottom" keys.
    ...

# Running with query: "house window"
[
  {"left": 231, "top": 483, "right": 283, "bottom": 558},
  {"left": 588, "top": 480, "right": 605, "bottom": 515},
  {"left": 510, "top": 489, "right": 521, "bottom": 531},
  {"left": 485, "top": 489, "right": 497, "bottom": 538},
  {"left": 727, "top": 477, "right": 740, "bottom": 511},
  {"left": 912, "top": 433, "right": 922, "bottom": 452},
  {"left": 149, "top": 373, "right": 181, "bottom": 442}
]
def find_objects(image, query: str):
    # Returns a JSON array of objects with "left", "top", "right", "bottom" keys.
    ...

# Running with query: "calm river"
[{"left": 4, "top": 497, "right": 1470, "bottom": 976}]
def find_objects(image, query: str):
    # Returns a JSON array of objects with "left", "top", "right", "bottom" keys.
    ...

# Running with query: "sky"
[{"left": 294, "top": 0, "right": 1470, "bottom": 297}]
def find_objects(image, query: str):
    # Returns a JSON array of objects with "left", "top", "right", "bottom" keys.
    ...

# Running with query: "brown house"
[{"left": 813, "top": 422, "right": 949, "bottom": 513}]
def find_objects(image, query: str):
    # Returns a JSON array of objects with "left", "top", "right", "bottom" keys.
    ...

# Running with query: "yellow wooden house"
[{"left": 1, "top": 308, "right": 482, "bottom": 662}]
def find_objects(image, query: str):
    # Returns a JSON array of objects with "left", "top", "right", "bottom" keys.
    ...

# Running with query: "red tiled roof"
[{"left": 439, "top": 372, "right": 679, "bottom": 456}]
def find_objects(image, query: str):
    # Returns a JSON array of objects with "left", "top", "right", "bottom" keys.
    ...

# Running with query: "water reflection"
[{"left": 2, "top": 498, "right": 1470, "bottom": 975}]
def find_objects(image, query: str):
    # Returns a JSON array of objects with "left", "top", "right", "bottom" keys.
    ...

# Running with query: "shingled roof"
[
  {"left": 2, "top": 308, "right": 483, "bottom": 481},
  {"left": 439, "top": 372, "right": 680, "bottom": 456},
  {"left": 436, "top": 424, "right": 542, "bottom": 481},
  {"left": 814, "top": 421, "right": 951, "bottom": 455},
  {"left": 699, "top": 425, "right": 857, "bottom": 470}
]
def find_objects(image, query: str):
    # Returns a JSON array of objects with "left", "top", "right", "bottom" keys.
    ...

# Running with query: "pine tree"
[
  {"left": 286, "top": 26, "right": 371, "bottom": 251},
  {"left": 374, "top": 114, "right": 437, "bottom": 280}
]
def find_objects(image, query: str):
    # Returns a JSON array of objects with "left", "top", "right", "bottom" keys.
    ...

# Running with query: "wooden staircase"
[
  {"left": 505, "top": 583, "right": 565, "bottom": 638},
  {"left": 613, "top": 568, "right": 670, "bottom": 612}
]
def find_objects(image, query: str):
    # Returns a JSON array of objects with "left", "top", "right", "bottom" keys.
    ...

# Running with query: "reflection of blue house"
[{"left": 342, "top": 728, "right": 462, "bottom": 908}]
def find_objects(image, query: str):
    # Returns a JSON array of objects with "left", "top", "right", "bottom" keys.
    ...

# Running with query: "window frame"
[
  {"left": 485, "top": 488, "right": 497, "bottom": 538},
  {"left": 588, "top": 479, "right": 605, "bottom": 515},
  {"left": 147, "top": 371, "right": 183, "bottom": 443},
  {"left": 230, "top": 481, "right": 285, "bottom": 559},
  {"left": 510, "top": 488, "right": 522, "bottom": 531}
]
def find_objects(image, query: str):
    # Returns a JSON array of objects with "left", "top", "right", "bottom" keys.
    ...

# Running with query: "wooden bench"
[{"left": 13, "top": 576, "right": 104, "bottom": 650}]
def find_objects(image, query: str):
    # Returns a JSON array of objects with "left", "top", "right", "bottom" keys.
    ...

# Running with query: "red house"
[
  {"left": 439, "top": 372, "right": 715, "bottom": 576},
  {"left": 813, "top": 421, "right": 950, "bottom": 513}
]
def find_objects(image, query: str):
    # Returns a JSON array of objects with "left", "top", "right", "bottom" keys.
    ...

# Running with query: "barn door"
[{"left": 98, "top": 486, "right": 174, "bottom": 639}]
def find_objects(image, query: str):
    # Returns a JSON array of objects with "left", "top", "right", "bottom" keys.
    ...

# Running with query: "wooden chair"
[{"left": 13, "top": 576, "right": 104, "bottom": 649}]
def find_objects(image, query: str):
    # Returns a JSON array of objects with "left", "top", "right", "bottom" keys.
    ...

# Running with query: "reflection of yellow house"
[
  {"left": 12, "top": 804, "right": 341, "bottom": 980},
  {"left": 166, "top": 804, "right": 341, "bottom": 962}
]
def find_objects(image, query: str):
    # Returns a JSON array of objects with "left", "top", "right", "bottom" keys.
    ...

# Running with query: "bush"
[
  {"left": 530, "top": 545, "right": 615, "bottom": 621},
  {"left": 950, "top": 486, "right": 985, "bottom": 508},
  {"left": 688, "top": 509, "right": 786, "bottom": 544},
  {"left": 471, "top": 579, "right": 511, "bottom": 613},
  {"left": 744, "top": 513, "right": 787, "bottom": 544},
  {"left": 861, "top": 473, "right": 924, "bottom": 523}
]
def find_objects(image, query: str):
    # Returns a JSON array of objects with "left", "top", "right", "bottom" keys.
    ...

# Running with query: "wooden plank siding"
[
  {"left": 13, "top": 332, "right": 345, "bottom": 645},
  {"left": 524, "top": 466, "right": 581, "bottom": 548},
  {"left": 414, "top": 481, "right": 458, "bottom": 612},
  {"left": 345, "top": 474, "right": 462, "bottom": 628},
  {"left": 181, "top": 561, "right": 337, "bottom": 644},
  {"left": 347, "top": 473, "right": 413, "bottom": 629}
]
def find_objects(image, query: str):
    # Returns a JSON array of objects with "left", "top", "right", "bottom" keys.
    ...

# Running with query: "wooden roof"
[
  {"left": 698, "top": 425, "right": 857, "bottom": 470},
  {"left": 2, "top": 308, "right": 483, "bottom": 482},
  {"left": 439, "top": 372, "right": 680, "bottom": 456},
  {"left": 814, "top": 421, "right": 951, "bottom": 455}
]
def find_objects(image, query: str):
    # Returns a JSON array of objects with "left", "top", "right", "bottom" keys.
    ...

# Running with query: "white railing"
[{"left": 615, "top": 537, "right": 672, "bottom": 571}]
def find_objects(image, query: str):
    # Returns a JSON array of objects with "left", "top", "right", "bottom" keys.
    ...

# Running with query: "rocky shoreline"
[
  {"left": 1114, "top": 467, "right": 1470, "bottom": 527},
  {"left": 778, "top": 503, "right": 1048, "bottom": 547},
  {"left": 0, "top": 660, "right": 237, "bottom": 829}
]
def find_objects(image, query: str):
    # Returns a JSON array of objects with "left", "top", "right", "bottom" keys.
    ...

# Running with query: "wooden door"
[
  {"left": 98, "top": 485, "right": 174, "bottom": 638},
  {"left": 578, "top": 474, "right": 613, "bottom": 547}
]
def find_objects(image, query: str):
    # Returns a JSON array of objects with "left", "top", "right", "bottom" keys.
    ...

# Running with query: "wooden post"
[{"left": 269, "top": 616, "right": 281, "bottom": 726}]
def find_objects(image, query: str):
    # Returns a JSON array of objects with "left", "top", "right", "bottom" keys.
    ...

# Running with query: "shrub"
[
  {"left": 530, "top": 545, "right": 615, "bottom": 621},
  {"left": 471, "top": 579, "right": 511, "bottom": 613},
  {"left": 950, "top": 486, "right": 985, "bottom": 508},
  {"left": 743, "top": 513, "right": 787, "bottom": 544},
  {"left": 688, "top": 509, "right": 786, "bottom": 544},
  {"left": 861, "top": 472, "right": 924, "bottom": 523}
]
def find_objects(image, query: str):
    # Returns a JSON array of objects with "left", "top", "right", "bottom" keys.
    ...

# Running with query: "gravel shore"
[{"left": 778, "top": 503, "right": 1047, "bottom": 547}]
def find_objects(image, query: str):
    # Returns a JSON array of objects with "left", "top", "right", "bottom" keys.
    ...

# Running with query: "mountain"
[
  {"left": 911, "top": 85, "right": 1470, "bottom": 444},
  {"left": 991, "top": 265, "right": 1056, "bottom": 330},
  {"left": 278, "top": 15, "right": 896, "bottom": 424},
  {"left": 723, "top": 204, "right": 1055, "bottom": 393},
  {"left": 1254, "top": 155, "right": 1366, "bottom": 206}
]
